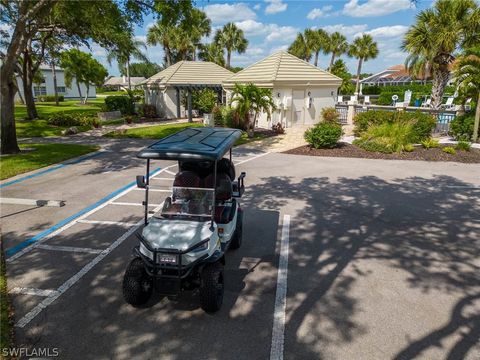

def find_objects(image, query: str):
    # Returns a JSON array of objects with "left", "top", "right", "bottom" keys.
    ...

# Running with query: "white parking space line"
[
  {"left": 133, "top": 188, "right": 171, "bottom": 192},
  {"left": 235, "top": 152, "right": 270, "bottom": 166},
  {"left": 10, "top": 287, "right": 60, "bottom": 297},
  {"left": 110, "top": 202, "right": 162, "bottom": 207},
  {"left": 270, "top": 214, "right": 291, "bottom": 360},
  {"left": 15, "top": 202, "right": 165, "bottom": 329},
  {"left": 36, "top": 244, "right": 103, "bottom": 254},
  {"left": 6, "top": 166, "right": 172, "bottom": 264},
  {"left": 77, "top": 219, "right": 138, "bottom": 227},
  {"left": 150, "top": 177, "right": 174, "bottom": 181},
  {"left": 164, "top": 169, "right": 176, "bottom": 176}
]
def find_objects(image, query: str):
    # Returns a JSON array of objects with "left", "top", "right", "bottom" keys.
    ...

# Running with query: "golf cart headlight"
[{"left": 191, "top": 239, "right": 209, "bottom": 253}]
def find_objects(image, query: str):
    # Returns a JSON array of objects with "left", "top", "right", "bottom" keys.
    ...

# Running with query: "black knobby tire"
[
  {"left": 199, "top": 262, "right": 224, "bottom": 313},
  {"left": 122, "top": 257, "right": 153, "bottom": 307},
  {"left": 230, "top": 209, "right": 243, "bottom": 250}
]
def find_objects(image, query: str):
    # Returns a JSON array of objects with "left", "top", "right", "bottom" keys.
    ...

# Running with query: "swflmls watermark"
[{"left": 2, "top": 347, "right": 59, "bottom": 358}]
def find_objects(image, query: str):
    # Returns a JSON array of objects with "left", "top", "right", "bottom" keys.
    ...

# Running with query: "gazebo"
[{"left": 142, "top": 61, "right": 234, "bottom": 121}]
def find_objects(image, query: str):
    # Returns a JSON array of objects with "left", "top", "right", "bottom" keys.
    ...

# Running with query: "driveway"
[{"left": 2, "top": 142, "right": 479, "bottom": 359}]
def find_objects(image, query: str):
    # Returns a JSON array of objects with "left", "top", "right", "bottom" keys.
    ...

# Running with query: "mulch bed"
[
  {"left": 284, "top": 143, "right": 480, "bottom": 163},
  {"left": 255, "top": 128, "right": 278, "bottom": 139}
]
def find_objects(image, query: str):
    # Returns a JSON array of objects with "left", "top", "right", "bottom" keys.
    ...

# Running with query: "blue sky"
[{"left": 95, "top": 0, "right": 433, "bottom": 76}]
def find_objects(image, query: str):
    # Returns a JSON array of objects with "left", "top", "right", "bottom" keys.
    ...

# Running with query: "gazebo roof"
[
  {"left": 143, "top": 61, "right": 234, "bottom": 89},
  {"left": 223, "top": 51, "right": 342, "bottom": 88}
]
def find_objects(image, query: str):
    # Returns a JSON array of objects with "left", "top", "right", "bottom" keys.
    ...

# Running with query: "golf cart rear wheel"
[
  {"left": 230, "top": 211, "right": 243, "bottom": 250},
  {"left": 199, "top": 262, "right": 224, "bottom": 313},
  {"left": 122, "top": 258, "right": 152, "bottom": 307}
]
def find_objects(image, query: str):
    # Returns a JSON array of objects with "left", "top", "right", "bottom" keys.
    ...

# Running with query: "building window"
[
  {"left": 56, "top": 86, "right": 66, "bottom": 94},
  {"left": 33, "top": 86, "right": 47, "bottom": 96}
]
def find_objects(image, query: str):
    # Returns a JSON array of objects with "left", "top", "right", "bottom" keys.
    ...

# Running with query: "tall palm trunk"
[
  {"left": 473, "top": 92, "right": 480, "bottom": 142},
  {"left": 329, "top": 53, "right": 335, "bottom": 70},
  {"left": 164, "top": 46, "right": 171, "bottom": 67},
  {"left": 431, "top": 65, "right": 450, "bottom": 109},
  {"left": 126, "top": 57, "right": 131, "bottom": 91},
  {"left": 355, "top": 58, "right": 363, "bottom": 94},
  {"left": 314, "top": 51, "right": 319, "bottom": 67},
  {"left": 51, "top": 61, "right": 59, "bottom": 106},
  {"left": 226, "top": 49, "right": 231, "bottom": 69}
]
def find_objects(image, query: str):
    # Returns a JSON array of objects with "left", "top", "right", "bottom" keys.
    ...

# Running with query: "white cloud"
[
  {"left": 235, "top": 20, "right": 298, "bottom": 43},
  {"left": 322, "top": 24, "right": 368, "bottom": 38},
  {"left": 253, "top": 3, "right": 261, "bottom": 10},
  {"left": 357, "top": 25, "right": 409, "bottom": 39},
  {"left": 307, "top": 5, "right": 333, "bottom": 20},
  {"left": 146, "top": 22, "right": 155, "bottom": 30},
  {"left": 264, "top": 0, "right": 287, "bottom": 14},
  {"left": 204, "top": 3, "right": 256, "bottom": 24},
  {"left": 246, "top": 47, "right": 265, "bottom": 56},
  {"left": 135, "top": 35, "right": 147, "bottom": 43},
  {"left": 343, "top": 0, "right": 413, "bottom": 18}
]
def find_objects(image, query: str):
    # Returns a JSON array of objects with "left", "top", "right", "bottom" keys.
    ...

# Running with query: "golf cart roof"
[{"left": 137, "top": 127, "right": 242, "bottom": 161}]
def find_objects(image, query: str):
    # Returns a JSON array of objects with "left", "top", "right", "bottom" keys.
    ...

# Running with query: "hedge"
[{"left": 104, "top": 96, "right": 135, "bottom": 115}]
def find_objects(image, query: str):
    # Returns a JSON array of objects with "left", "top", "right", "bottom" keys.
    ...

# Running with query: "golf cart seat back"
[
  {"left": 204, "top": 173, "right": 233, "bottom": 201},
  {"left": 173, "top": 171, "right": 201, "bottom": 199},
  {"left": 179, "top": 158, "right": 236, "bottom": 181}
]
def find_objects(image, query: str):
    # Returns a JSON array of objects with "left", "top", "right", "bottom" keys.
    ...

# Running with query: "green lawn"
[
  {"left": 15, "top": 100, "right": 103, "bottom": 120},
  {"left": 14, "top": 99, "right": 104, "bottom": 138},
  {"left": 0, "top": 143, "right": 100, "bottom": 180},
  {"left": 104, "top": 122, "right": 204, "bottom": 139},
  {"left": 235, "top": 131, "right": 269, "bottom": 146}
]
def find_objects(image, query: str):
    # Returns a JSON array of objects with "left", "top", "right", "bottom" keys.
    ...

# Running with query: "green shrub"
[
  {"left": 442, "top": 146, "right": 456, "bottom": 155},
  {"left": 139, "top": 104, "right": 157, "bottom": 118},
  {"left": 47, "top": 112, "right": 98, "bottom": 128},
  {"left": 456, "top": 141, "right": 471, "bottom": 151},
  {"left": 104, "top": 96, "right": 135, "bottom": 115},
  {"left": 213, "top": 105, "right": 241, "bottom": 129},
  {"left": 361, "top": 85, "right": 382, "bottom": 95},
  {"left": 421, "top": 138, "right": 440, "bottom": 149},
  {"left": 403, "top": 144, "right": 415, "bottom": 152},
  {"left": 401, "top": 111, "right": 436, "bottom": 142},
  {"left": 37, "top": 95, "right": 65, "bottom": 102},
  {"left": 354, "top": 110, "right": 435, "bottom": 142},
  {"left": 304, "top": 122, "right": 342, "bottom": 149},
  {"left": 321, "top": 107, "right": 340, "bottom": 123},
  {"left": 354, "top": 122, "right": 413, "bottom": 153},
  {"left": 194, "top": 89, "right": 217, "bottom": 114},
  {"left": 449, "top": 114, "right": 474, "bottom": 141}
]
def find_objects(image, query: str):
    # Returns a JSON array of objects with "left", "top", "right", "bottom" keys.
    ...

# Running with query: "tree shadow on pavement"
[{"left": 242, "top": 174, "right": 480, "bottom": 359}]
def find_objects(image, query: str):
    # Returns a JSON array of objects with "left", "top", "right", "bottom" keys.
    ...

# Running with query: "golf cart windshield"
[{"left": 159, "top": 187, "right": 214, "bottom": 220}]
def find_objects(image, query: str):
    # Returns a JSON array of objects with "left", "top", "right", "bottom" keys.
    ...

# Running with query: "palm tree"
[
  {"left": 230, "top": 83, "right": 275, "bottom": 138},
  {"left": 198, "top": 43, "right": 225, "bottom": 67},
  {"left": 327, "top": 32, "right": 349, "bottom": 70},
  {"left": 185, "top": 9, "right": 211, "bottom": 60},
  {"left": 311, "top": 29, "right": 329, "bottom": 67},
  {"left": 349, "top": 34, "right": 379, "bottom": 94},
  {"left": 214, "top": 23, "right": 248, "bottom": 68},
  {"left": 107, "top": 35, "right": 148, "bottom": 90},
  {"left": 454, "top": 47, "right": 480, "bottom": 141},
  {"left": 288, "top": 32, "right": 312, "bottom": 62},
  {"left": 405, "top": 53, "right": 432, "bottom": 85},
  {"left": 147, "top": 22, "right": 176, "bottom": 67},
  {"left": 402, "top": 0, "right": 479, "bottom": 109}
]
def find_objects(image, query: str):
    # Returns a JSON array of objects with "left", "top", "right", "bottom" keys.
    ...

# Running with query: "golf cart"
[{"left": 123, "top": 127, "right": 246, "bottom": 312}]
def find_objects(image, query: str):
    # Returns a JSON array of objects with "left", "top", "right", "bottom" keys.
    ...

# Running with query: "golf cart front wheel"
[
  {"left": 199, "top": 262, "right": 224, "bottom": 313},
  {"left": 122, "top": 257, "right": 152, "bottom": 307}
]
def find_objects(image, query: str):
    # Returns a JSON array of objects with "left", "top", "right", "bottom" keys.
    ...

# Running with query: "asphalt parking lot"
[{"left": 1, "top": 141, "right": 479, "bottom": 359}]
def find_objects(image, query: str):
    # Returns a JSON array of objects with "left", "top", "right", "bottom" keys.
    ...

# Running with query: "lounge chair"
[
  {"left": 421, "top": 98, "right": 431, "bottom": 108},
  {"left": 442, "top": 97, "right": 455, "bottom": 110},
  {"left": 363, "top": 95, "right": 370, "bottom": 105},
  {"left": 337, "top": 95, "right": 344, "bottom": 104},
  {"left": 465, "top": 98, "right": 472, "bottom": 111}
]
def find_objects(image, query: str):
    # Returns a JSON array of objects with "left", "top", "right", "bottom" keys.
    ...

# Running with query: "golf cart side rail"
[{"left": 137, "top": 127, "right": 242, "bottom": 161}]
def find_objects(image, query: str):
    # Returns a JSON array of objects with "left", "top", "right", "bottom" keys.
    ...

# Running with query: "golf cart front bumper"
[{"left": 134, "top": 233, "right": 210, "bottom": 280}]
